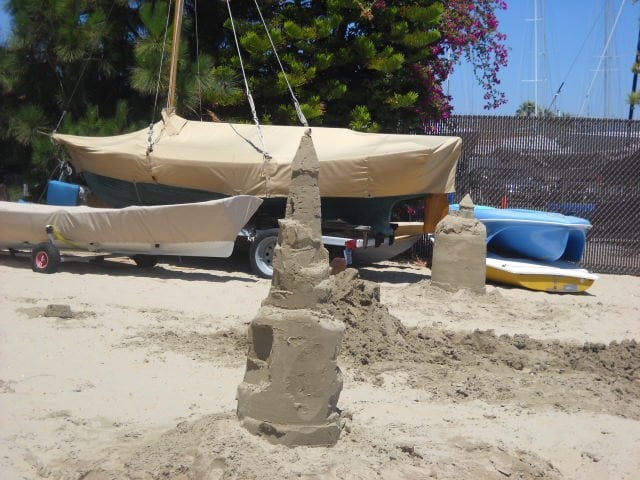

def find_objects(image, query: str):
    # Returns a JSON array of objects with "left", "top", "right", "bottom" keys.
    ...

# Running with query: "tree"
[
  {"left": 515, "top": 101, "right": 556, "bottom": 118},
  {"left": 208, "top": 0, "right": 508, "bottom": 130},
  {"left": 1, "top": 0, "right": 144, "bottom": 189}
]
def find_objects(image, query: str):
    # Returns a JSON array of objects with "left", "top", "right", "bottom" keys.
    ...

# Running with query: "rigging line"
[
  {"left": 225, "top": 0, "right": 271, "bottom": 160},
  {"left": 547, "top": 2, "right": 602, "bottom": 111},
  {"left": 53, "top": 0, "right": 119, "bottom": 133},
  {"left": 152, "top": 0, "right": 173, "bottom": 122},
  {"left": 579, "top": 0, "right": 627, "bottom": 116},
  {"left": 252, "top": 0, "right": 309, "bottom": 129},
  {"left": 147, "top": 0, "right": 173, "bottom": 155}
]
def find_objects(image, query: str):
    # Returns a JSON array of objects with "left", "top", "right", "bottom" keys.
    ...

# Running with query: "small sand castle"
[
  {"left": 236, "top": 131, "right": 345, "bottom": 447},
  {"left": 430, "top": 194, "right": 487, "bottom": 293}
]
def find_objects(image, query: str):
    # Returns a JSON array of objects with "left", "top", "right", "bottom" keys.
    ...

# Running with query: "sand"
[{"left": 1, "top": 252, "right": 639, "bottom": 479}]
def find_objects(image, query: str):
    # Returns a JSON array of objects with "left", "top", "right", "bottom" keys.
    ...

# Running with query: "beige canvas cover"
[
  {"left": 53, "top": 114, "right": 461, "bottom": 198},
  {"left": 0, "top": 196, "right": 262, "bottom": 248}
]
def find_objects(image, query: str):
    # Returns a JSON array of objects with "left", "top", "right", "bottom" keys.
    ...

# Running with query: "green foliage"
[
  {"left": 386, "top": 91, "right": 419, "bottom": 109},
  {"left": 62, "top": 101, "right": 130, "bottom": 136},
  {"left": 515, "top": 101, "right": 556, "bottom": 118},
  {"left": 1, "top": 0, "right": 143, "bottom": 185},
  {"left": 349, "top": 105, "right": 380, "bottom": 132},
  {"left": 8, "top": 105, "right": 47, "bottom": 145},
  {"left": 367, "top": 48, "right": 405, "bottom": 73}
]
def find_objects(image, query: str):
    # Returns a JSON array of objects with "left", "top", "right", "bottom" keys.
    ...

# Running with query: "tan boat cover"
[
  {"left": 53, "top": 114, "right": 461, "bottom": 198},
  {"left": 0, "top": 196, "right": 262, "bottom": 247}
]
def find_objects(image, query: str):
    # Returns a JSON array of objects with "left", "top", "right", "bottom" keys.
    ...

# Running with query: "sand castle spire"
[{"left": 236, "top": 131, "right": 345, "bottom": 447}]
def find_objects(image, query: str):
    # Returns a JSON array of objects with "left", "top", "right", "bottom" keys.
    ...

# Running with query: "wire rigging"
[
  {"left": 579, "top": 0, "right": 627, "bottom": 116},
  {"left": 225, "top": 0, "right": 271, "bottom": 160},
  {"left": 147, "top": 0, "right": 174, "bottom": 155},
  {"left": 547, "top": 2, "right": 602, "bottom": 111},
  {"left": 252, "top": 0, "right": 309, "bottom": 129}
]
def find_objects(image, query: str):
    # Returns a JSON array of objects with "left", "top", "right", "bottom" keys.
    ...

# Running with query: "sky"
[
  {"left": 1, "top": 0, "right": 639, "bottom": 119},
  {"left": 448, "top": 0, "right": 640, "bottom": 119}
]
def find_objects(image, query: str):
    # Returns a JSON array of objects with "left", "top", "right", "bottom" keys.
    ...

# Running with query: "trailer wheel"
[
  {"left": 249, "top": 228, "right": 279, "bottom": 278},
  {"left": 31, "top": 243, "right": 61, "bottom": 274},
  {"left": 131, "top": 254, "right": 158, "bottom": 268}
]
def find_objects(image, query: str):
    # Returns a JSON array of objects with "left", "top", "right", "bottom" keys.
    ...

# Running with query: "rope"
[
  {"left": 579, "top": 0, "right": 627, "bottom": 116},
  {"left": 148, "top": 0, "right": 174, "bottom": 155},
  {"left": 225, "top": 0, "right": 271, "bottom": 160},
  {"left": 252, "top": 0, "right": 309, "bottom": 129}
]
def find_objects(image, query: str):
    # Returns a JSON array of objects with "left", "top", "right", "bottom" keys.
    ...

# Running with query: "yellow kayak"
[{"left": 486, "top": 253, "right": 598, "bottom": 293}]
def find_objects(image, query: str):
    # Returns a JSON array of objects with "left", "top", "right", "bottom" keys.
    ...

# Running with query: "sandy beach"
[{"left": 1, "top": 251, "right": 639, "bottom": 479}]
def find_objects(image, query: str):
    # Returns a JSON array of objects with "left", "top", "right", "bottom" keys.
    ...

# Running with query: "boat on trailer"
[
  {"left": 52, "top": 113, "right": 461, "bottom": 239},
  {"left": 49, "top": 0, "right": 462, "bottom": 276},
  {"left": 0, "top": 196, "right": 262, "bottom": 273}
]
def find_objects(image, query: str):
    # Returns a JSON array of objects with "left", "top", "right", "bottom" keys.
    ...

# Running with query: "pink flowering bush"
[{"left": 415, "top": 0, "right": 509, "bottom": 121}]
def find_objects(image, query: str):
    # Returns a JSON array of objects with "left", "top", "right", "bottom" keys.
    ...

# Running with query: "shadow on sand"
[
  {"left": 0, "top": 250, "right": 261, "bottom": 284},
  {"left": 356, "top": 262, "right": 431, "bottom": 284}
]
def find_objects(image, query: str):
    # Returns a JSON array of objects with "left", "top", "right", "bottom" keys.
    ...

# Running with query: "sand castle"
[
  {"left": 236, "top": 131, "right": 345, "bottom": 447},
  {"left": 431, "top": 194, "right": 487, "bottom": 293}
]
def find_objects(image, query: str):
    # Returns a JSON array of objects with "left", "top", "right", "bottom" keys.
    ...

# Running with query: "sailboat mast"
[
  {"left": 630, "top": 24, "right": 640, "bottom": 120},
  {"left": 534, "top": 0, "right": 539, "bottom": 116},
  {"left": 167, "top": 0, "right": 185, "bottom": 114}
]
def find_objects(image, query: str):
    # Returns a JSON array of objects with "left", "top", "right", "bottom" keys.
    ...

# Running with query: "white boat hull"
[
  {"left": 486, "top": 253, "right": 598, "bottom": 293},
  {"left": 0, "top": 196, "right": 263, "bottom": 259}
]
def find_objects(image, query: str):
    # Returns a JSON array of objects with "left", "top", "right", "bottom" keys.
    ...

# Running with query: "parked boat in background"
[
  {"left": 486, "top": 253, "right": 598, "bottom": 293},
  {"left": 0, "top": 196, "right": 262, "bottom": 273},
  {"left": 449, "top": 204, "right": 592, "bottom": 262}
]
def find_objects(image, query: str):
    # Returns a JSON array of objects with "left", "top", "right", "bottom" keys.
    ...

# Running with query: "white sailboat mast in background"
[{"left": 523, "top": 0, "right": 545, "bottom": 115}]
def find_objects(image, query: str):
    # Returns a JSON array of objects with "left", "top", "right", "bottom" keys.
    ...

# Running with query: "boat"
[
  {"left": 52, "top": 114, "right": 461, "bottom": 238},
  {"left": 50, "top": 0, "right": 460, "bottom": 244},
  {"left": 486, "top": 253, "right": 598, "bottom": 293},
  {"left": 449, "top": 204, "right": 592, "bottom": 262},
  {"left": 0, "top": 196, "right": 262, "bottom": 272}
]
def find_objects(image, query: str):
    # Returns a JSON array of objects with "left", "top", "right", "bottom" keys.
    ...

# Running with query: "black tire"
[
  {"left": 31, "top": 243, "right": 61, "bottom": 274},
  {"left": 249, "top": 228, "right": 279, "bottom": 278},
  {"left": 131, "top": 254, "right": 158, "bottom": 268}
]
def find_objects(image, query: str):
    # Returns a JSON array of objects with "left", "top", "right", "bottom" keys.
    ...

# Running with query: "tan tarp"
[
  {"left": 53, "top": 114, "right": 461, "bottom": 199},
  {"left": 0, "top": 196, "right": 262, "bottom": 248}
]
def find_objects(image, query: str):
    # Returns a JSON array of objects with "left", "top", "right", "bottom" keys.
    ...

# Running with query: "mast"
[
  {"left": 524, "top": 0, "right": 542, "bottom": 115},
  {"left": 629, "top": 23, "right": 640, "bottom": 120},
  {"left": 166, "top": 0, "right": 185, "bottom": 114},
  {"left": 604, "top": 0, "right": 613, "bottom": 118},
  {"left": 534, "top": 0, "right": 539, "bottom": 116}
]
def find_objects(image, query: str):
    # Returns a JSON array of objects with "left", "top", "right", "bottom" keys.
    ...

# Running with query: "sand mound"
[
  {"left": 73, "top": 413, "right": 561, "bottom": 480},
  {"left": 3, "top": 257, "right": 640, "bottom": 480},
  {"left": 327, "top": 269, "right": 640, "bottom": 418}
]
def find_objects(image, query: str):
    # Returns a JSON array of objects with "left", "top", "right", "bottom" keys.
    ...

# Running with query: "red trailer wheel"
[{"left": 31, "top": 243, "right": 61, "bottom": 274}]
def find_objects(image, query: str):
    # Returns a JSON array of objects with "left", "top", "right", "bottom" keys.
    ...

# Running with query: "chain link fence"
[{"left": 411, "top": 115, "right": 640, "bottom": 275}]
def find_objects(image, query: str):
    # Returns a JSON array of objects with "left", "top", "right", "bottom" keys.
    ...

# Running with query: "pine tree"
[{"left": 1, "top": 0, "right": 143, "bottom": 188}]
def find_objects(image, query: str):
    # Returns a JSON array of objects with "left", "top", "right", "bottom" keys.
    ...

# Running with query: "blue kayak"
[{"left": 449, "top": 205, "right": 592, "bottom": 262}]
